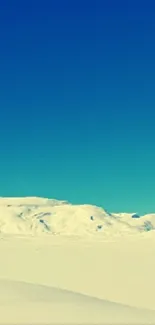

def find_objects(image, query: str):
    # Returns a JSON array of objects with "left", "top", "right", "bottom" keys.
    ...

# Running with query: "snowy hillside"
[
  {"left": 0, "top": 197, "right": 154, "bottom": 236},
  {"left": 0, "top": 279, "right": 155, "bottom": 324},
  {"left": 0, "top": 235, "right": 155, "bottom": 324}
]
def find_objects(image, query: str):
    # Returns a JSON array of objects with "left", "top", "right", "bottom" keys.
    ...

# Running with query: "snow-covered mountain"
[
  {"left": 0, "top": 197, "right": 155, "bottom": 323},
  {"left": 0, "top": 197, "right": 154, "bottom": 236}
]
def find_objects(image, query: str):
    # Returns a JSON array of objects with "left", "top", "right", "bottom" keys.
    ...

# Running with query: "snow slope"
[
  {"left": 0, "top": 196, "right": 154, "bottom": 236},
  {"left": 0, "top": 279, "right": 155, "bottom": 324}
]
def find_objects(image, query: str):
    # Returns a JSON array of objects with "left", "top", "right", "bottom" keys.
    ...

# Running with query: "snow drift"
[{"left": 0, "top": 279, "right": 155, "bottom": 324}]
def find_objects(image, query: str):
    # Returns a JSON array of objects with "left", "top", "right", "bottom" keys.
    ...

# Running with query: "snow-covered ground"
[{"left": 0, "top": 197, "right": 155, "bottom": 324}]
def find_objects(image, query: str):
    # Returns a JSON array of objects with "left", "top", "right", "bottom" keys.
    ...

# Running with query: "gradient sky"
[{"left": 0, "top": 1, "right": 155, "bottom": 214}]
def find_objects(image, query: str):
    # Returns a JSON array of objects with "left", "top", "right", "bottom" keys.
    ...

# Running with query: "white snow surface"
[
  {"left": 0, "top": 278, "right": 155, "bottom": 324},
  {"left": 0, "top": 197, "right": 155, "bottom": 324},
  {"left": 0, "top": 196, "right": 154, "bottom": 236}
]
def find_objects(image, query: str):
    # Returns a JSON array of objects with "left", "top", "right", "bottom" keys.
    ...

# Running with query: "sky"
[{"left": 0, "top": 0, "right": 155, "bottom": 214}]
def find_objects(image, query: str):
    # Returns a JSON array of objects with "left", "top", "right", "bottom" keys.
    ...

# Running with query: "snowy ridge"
[
  {"left": 0, "top": 197, "right": 154, "bottom": 236},
  {"left": 0, "top": 196, "right": 68, "bottom": 206}
]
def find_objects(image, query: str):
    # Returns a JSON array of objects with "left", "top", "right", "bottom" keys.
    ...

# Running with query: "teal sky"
[{"left": 0, "top": 1, "right": 155, "bottom": 214}]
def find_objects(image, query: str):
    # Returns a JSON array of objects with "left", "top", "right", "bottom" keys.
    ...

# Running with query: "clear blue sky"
[{"left": 0, "top": 0, "right": 155, "bottom": 214}]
